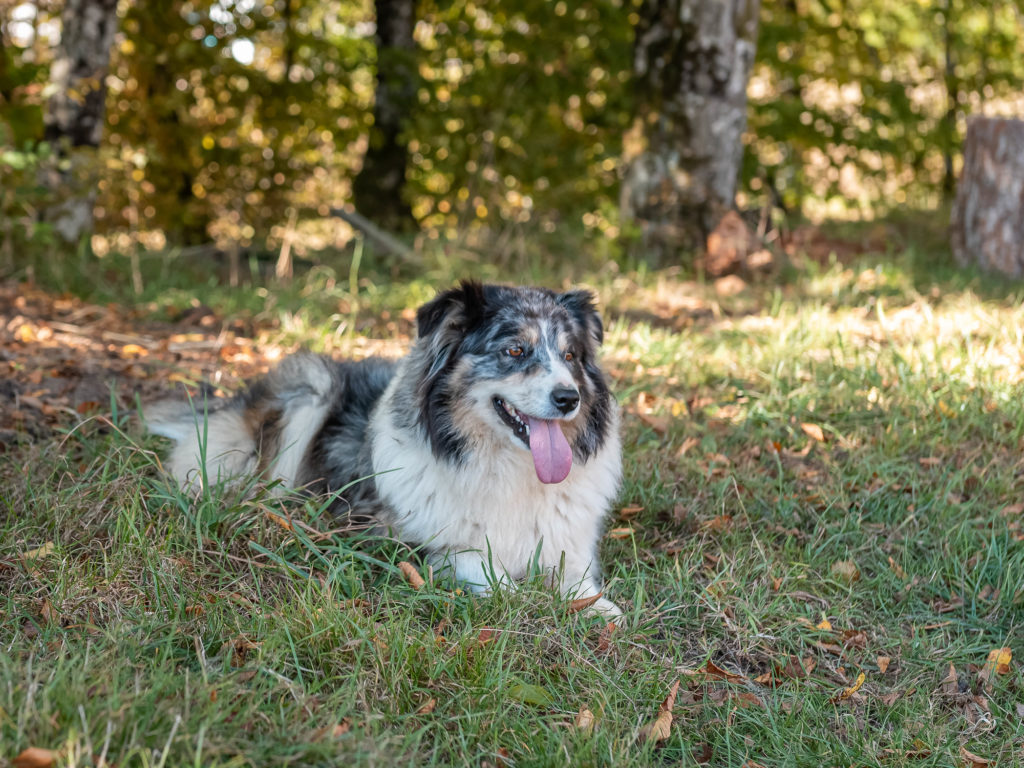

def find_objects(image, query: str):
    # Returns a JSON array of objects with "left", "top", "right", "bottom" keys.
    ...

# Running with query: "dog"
[{"left": 147, "top": 282, "right": 623, "bottom": 616}]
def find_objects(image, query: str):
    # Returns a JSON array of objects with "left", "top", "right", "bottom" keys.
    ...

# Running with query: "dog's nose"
[{"left": 551, "top": 386, "right": 580, "bottom": 414}]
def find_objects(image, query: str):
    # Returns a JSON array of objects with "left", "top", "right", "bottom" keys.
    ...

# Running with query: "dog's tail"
[{"left": 145, "top": 353, "right": 337, "bottom": 493}]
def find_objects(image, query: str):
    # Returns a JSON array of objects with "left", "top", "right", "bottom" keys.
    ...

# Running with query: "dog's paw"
[{"left": 591, "top": 596, "right": 623, "bottom": 620}]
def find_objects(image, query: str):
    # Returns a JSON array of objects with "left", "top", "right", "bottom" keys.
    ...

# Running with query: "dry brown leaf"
[
  {"left": 887, "top": 556, "right": 907, "bottom": 580},
  {"left": 638, "top": 412, "right": 670, "bottom": 435},
  {"left": 877, "top": 656, "right": 891, "bottom": 673},
  {"left": 700, "top": 514, "right": 733, "bottom": 533},
  {"left": 1000, "top": 502, "right": 1024, "bottom": 517},
  {"left": 704, "top": 660, "right": 746, "bottom": 683},
  {"left": 676, "top": 436, "right": 700, "bottom": 457},
  {"left": 12, "top": 748, "right": 58, "bottom": 768},
  {"left": 830, "top": 559, "right": 860, "bottom": 583},
  {"left": 416, "top": 698, "right": 437, "bottom": 715},
  {"left": 781, "top": 655, "right": 816, "bottom": 680},
  {"left": 831, "top": 671, "right": 865, "bottom": 703},
  {"left": 618, "top": 505, "right": 644, "bottom": 519},
  {"left": 398, "top": 561, "right": 425, "bottom": 589},
  {"left": 978, "top": 647, "right": 1012, "bottom": 690},
  {"left": 800, "top": 422, "right": 826, "bottom": 442},
  {"left": 311, "top": 719, "right": 352, "bottom": 740},
  {"left": 568, "top": 592, "right": 603, "bottom": 614},
  {"left": 265, "top": 511, "right": 293, "bottom": 532},
  {"left": 641, "top": 679, "right": 679, "bottom": 744},
  {"left": 982, "top": 647, "right": 1012, "bottom": 676},
  {"left": 960, "top": 746, "right": 991, "bottom": 768},
  {"left": 606, "top": 527, "right": 633, "bottom": 539},
  {"left": 596, "top": 621, "right": 616, "bottom": 652},
  {"left": 20, "top": 542, "right": 55, "bottom": 562},
  {"left": 120, "top": 343, "right": 148, "bottom": 358},
  {"left": 574, "top": 707, "right": 595, "bottom": 733},
  {"left": 942, "top": 663, "right": 960, "bottom": 696}
]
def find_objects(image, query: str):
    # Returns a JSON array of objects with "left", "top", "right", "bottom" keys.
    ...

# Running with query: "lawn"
[{"left": 2, "top": 229, "right": 1023, "bottom": 767}]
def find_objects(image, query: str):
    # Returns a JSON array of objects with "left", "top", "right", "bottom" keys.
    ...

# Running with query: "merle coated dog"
[{"left": 148, "top": 282, "right": 623, "bottom": 616}]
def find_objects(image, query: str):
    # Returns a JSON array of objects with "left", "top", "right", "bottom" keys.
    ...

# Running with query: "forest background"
[{"left": 3, "top": 0, "right": 1024, "bottom": 274}]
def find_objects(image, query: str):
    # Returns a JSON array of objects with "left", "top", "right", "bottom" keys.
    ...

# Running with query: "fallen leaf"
[
  {"left": 800, "top": 423, "right": 826, "bottom": 442},
  {"left": 831, "top": 672, "right": 866, "bottom": 703},
  {"left": 700, "top": 514, "right": 733, "bottom": 533},
  {"left": 941, "top": 663, "right": 960, "bottom": 696},
  {"left": 398, "top": 561, "right": 425, "bottom": 589},
  {"left": 574, "top": 707, "right": 595, "bottom": 733},
  {"left": 606, "top": 527, "right": 633, "bottom": 539},
  {"left": 960, "top": 746, "right": 991, "bottom": 767},
  {"left": 596, "top": 621, "right": 616, "bottom": 652},
  {"left": 638, "top": 412, "right": 670, "bottom": 435},
  {"left": 311, "top": 719, "right": 351, "bottom": 740},
  {"left": 815, "top": 618, "right": 833, "bottom": 631},
  {"left": 12, "top": 748, "right": 58, "bottom": 768},
  {"left": 20, "top": 542, "right": 55, "bottom": 562},
  {"left": 508, "top": 681, "right": 554, "bottom": 708},
  {"left": 877, "top": 656, "right": 891, "bottom": 673},
  {"left": 641, "top": 679, "right": 679, "bottom": 744},
  {"left": 704, "top": 660, "right": 745, "bottom": 683},
  {"left": 416, "top": 698, "right": 437, "bottom": 715},
  {"left": 781, "top": 655, "right": 816, "bottom": 680},
  {"left": 887, "top": 556, "right": 907, "bottom": 579},
  {"left": 618, "top": 505, "right": 644, "bottom": 519},
  {"left": 265, "top": 511, "right": 293, "bottom": 531},
  {"left": 830, "top": 559, "right": 860, "bottom": 583},
  {"left": 568, "top": 592, "right": 603, "bottom": 614},
  {"left": 979, "top": 647, "right": 1011, "bottom": 689},
  {"left": 676, "top": 436, "right": 699, "bottom": 457},
  {"left": 120, "top": 343, "right": 148, "bottom": 358},
  {"left": 983, "top": 647, "right": 1012, "bottom": 675}
]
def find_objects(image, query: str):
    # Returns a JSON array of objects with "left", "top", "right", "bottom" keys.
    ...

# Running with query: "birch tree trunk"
[
  {"left": 43, "top": 0, "right": 119, "bottom": 245},
  {"left": 950, "top": 117, "right": 1024, "bottom": 277},
  {"left": 622, "top": 0, "right": 760, "bottom": 257},
  {"left": 352, "top": 0, "right": 416, "bottom": 231}
]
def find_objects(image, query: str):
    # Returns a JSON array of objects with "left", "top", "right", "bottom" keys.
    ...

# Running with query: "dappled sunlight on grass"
[{"left": 3, "top": 237, "right": 1024, "bottom": 766}]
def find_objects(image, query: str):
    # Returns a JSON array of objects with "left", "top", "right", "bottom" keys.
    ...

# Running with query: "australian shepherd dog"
[{"left": 147, "top": 282, "right": 623, "bottom": 616}]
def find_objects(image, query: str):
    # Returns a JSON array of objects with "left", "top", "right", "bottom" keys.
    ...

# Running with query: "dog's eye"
[
  {"left": 564, "top": 350, "right": 574, "bottom": 362},
  {"left": 506, "top": 346, "right": 523, "bottom": 358}
]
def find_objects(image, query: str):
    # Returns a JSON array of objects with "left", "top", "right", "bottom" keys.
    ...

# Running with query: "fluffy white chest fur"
[{"left": 370, "top": 375, "right": 622, "bottom": 615}]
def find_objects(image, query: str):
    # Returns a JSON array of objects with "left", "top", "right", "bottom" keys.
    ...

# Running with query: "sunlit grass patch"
[{"left": 2, "top": 241, "right": 1024, "bottom": 766}]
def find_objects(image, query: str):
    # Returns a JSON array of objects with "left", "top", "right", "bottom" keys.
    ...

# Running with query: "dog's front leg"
[{"left": 432, "top": 550, "right": 508, "bottom": 594}]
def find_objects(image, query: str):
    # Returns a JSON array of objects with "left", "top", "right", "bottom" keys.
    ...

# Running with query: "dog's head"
[{"left": 413, "top": 281, "right": 613, "bottom": 483}]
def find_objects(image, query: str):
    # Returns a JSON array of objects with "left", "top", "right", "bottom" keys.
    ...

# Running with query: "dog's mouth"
[{"left": 493, "top": 397, "right": 573, "bottom": 484}]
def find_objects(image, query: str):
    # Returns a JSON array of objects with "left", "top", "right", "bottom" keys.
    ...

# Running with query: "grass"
[{"left": 2, "top": 229, "right": 1024, "bottom": 767}]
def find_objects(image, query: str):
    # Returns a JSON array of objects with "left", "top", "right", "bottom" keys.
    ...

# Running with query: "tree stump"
[{"left": 950, "top": 117, "right": 1024, "bottom": 277}]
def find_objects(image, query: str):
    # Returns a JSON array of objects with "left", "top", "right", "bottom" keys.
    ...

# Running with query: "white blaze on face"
[{"left": 513, "top": 327, "right": 580, "bottom": 484}]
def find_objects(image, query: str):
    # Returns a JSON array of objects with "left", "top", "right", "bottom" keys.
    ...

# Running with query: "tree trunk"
[
  {"left": 43, "top": 0, "right": 119, "bottom": 245},
  {"left": 622, "top": 0, "right": 760, "bottom": 257},
  {"left": 352, "top": 0, "right": 416, "bottom": 232},
  {"left": 950, "top": 117, "right": 1024, "bottom": 277}
]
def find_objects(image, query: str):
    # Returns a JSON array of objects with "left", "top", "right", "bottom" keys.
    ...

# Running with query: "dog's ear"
[
  {"left": 558, "top": 289, "right": 604, "bottom": 345},
  {"left": 416, "top": 280, "right": 486, "bottom": 339}
]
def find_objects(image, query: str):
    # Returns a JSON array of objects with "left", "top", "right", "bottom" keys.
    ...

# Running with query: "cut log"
[{"left": 950, "top": 117, "right": 1024, "bottom": 278}]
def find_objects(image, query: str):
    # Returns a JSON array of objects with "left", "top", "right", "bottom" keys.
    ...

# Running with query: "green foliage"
[
  {"left": 99, "top": 0, "right": 374, "bottom": 245},
  {"left": 748, "top": 0, "right": 1024, "bottom": 217},
  {"left": 2, "top": 0, "right": 1023, "bottom": 256},
  {"left": 408, "top": 0, "right": 634, "bottom": 233}
]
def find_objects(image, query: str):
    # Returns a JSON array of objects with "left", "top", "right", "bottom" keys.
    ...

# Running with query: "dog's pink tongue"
[{"left": 527, "top": 417, "right": 573, "bottom": 484}]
